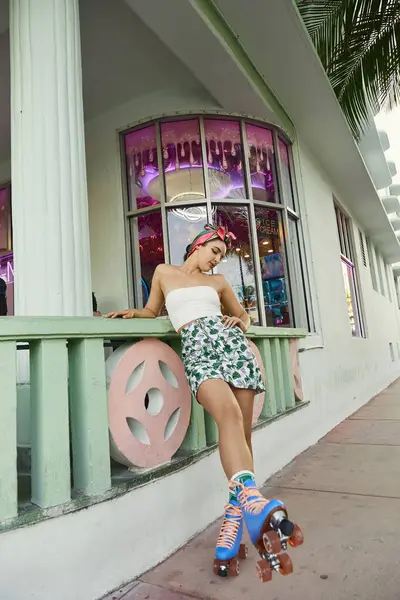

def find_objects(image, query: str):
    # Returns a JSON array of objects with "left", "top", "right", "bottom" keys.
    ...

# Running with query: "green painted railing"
[{"left": 0, "top": 317, "right": 307, "bottom": 524}]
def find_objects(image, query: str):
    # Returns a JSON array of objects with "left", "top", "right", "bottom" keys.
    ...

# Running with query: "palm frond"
[
  {"left": 296, "top": 1, "right": 346, "bottom": 71},
  {"left": 296, "top": 0, "right": 400, "bottom": 139}
]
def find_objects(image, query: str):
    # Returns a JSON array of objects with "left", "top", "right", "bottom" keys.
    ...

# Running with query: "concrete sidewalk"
[{"left": 104, "top": 380, "right": 400, "bottom": 600}]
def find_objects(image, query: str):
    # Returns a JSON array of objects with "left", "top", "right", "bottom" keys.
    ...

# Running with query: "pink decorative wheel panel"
[
  {"left": 107, "top": 339, "right": 192, "bottom": 468},
  {"left": 290, "top": 339, "right": 303, "bottom": 402}
]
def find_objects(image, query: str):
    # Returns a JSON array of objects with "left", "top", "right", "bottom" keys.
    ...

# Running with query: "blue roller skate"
[
  {"left": 213, "top": 499, "right": 248, "bottom": 578},
  {"left": 233, "top": 479, "right": 304, "bottom": 583}
]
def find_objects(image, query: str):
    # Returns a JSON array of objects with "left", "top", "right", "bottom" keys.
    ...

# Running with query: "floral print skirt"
[{"left": 180, "top": 315, "right": 265, "bottom": 399}]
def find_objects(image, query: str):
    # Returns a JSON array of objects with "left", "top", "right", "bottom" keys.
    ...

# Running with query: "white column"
[{"left": 10, "top": 0, "right": 92, "bottom": 316}]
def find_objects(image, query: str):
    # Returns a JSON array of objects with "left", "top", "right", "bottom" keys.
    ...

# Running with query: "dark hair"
[
  {"left": 92, "top": 292, "right": 98, "bottom": 313},
  {"left": 183, "top": 223, "right": 233, "bottom": 262},
  {"left": 183, "top": 237, "right": 225, "bottom": 262}
]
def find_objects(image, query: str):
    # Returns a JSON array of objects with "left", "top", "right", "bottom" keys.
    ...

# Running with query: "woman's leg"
[
  {"left": 197, "top": 379, "right": 253, "bottom": 479},
  {"left": 232, "top": 388, "right": 256, "bottom": 460}
]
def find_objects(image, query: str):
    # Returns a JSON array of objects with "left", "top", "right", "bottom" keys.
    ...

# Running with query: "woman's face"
[{"left": 196, "top": 239, "right": 226, "bottom": 272}]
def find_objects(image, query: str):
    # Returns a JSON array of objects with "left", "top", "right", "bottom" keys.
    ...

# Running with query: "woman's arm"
[
  {"left": 105, "top": 266, "right": 165, "bottom": 319},
  {"left": 220, "top": 277, "right": 251, "bottom": 333}
]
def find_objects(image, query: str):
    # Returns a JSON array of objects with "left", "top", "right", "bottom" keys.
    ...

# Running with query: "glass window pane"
[
  {"left": 204, "top": 119, "right": 245, "bottom": 200},
  {"left": 0, "top": 185, "right": 12, "bottom": 253},
  {"left": 0, "top": 252, "right": 14, "bottom": 315},
  {"left": 167, "top": 205, "right": 207, "bottom": 266},
  {"left": 278, "top": 138, "right": 295, "bottom": 209},
  {"left": 125, "top": 125, "right": 160, "bottom": 210},
  {"left": 130, "top": 211, "right": 165, "bottom": 308},
  {"left": 246, "top": 124, "right": 277, "bottom": 203},
  {"left": 161, "top": 119, "right": 205, "bottom": 203},
  {"left": 385, "top": 264, "right": 392, "bottom": 302},
  {"left": 213, "top": 204, "right": 260, "bottom": 324},
  {"left": 288, "top": 217, "right": 309, "bottom": 329},
  {"left": 255, "top": 206, "right": 291, "bottom": 327},
  {"left": 341, "top": 258, "right": 362, "bottom": 336},
  {"left": 335, "top": 206, "right": 345, "bottom": 255}
]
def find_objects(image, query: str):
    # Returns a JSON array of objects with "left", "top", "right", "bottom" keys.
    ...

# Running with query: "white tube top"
[{"left": 165, "top": 286, "right": 222, "bottom": 332}]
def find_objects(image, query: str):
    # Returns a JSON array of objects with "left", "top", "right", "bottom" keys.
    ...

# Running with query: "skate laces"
[
  {"left": 217, "top": 503, "right": 242, "bottom": 549},
  {"left": 229, "top": 480, "right": 267, "bottom": 515}
]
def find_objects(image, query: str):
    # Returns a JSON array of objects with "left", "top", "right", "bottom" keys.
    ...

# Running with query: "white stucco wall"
[{"left": 295, "top": 141, "right": 400, "bottom": 417}]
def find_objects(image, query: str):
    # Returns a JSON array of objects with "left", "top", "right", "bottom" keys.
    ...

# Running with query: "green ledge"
[{"left": 0, "top": 316, "right": 307, "bottom": 342}]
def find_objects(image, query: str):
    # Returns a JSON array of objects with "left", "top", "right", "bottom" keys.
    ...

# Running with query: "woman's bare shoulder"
[
  {"left": 208, "top": 273, "right": 228, "bottom": 291},
  {"left": 154, "top": 263, "right": 181, "bottom": 280}
]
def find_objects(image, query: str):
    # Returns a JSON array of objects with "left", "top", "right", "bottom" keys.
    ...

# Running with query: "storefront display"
[{"left": 124, "top": 116, "right": 308, "bottom": 328}]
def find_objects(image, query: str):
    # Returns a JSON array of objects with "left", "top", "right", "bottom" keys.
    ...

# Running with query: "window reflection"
[
  {"left": 255, "top": 207, "right": 290, "bottom": 327},
  {"left": 167, "top": 206, "right": 207, "bottom": 265},
  {"left": 0, "top": 185, "right": 11, "bottom": 253},
  {"left": 246, "top": 124, "right": 277, "bottom": 203},
  {"left": 278, "top": 138, "right": 295, "bottom": 209},
  {"left": 213, "top": 204, "right": 259, "bottom": 324},
  {"left": 204, "top": 119, "right": 245, "bottom": 199},
  {"left": 125, "top": 126, "right": 160, "bottom": 210},
  {"left": 131, "top": 212, "right": 165, "bottom": 308},
  {"left": 0, "top": 253, "right": 13, "bottom": 315},
  {"left": 288, "top": 217, "right": 309, "bottom": 329},
  {"left": 123, "top": 117, "right": 305, "bottom": 330},
  {"left": 341, "top": 258, "right": 361, "bottom": 337},
  {"left": 160, "top": 120, "right": 205, "bottom": 203}
]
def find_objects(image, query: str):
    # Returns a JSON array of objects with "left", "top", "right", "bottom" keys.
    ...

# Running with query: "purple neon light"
[{"left": 137, "top": 164, "right": 274, "bottom": 201}]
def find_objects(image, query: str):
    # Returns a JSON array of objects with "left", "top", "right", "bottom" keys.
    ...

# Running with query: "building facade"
[{"left": 1, "top": 1, "right": 400, "bottom": 599}]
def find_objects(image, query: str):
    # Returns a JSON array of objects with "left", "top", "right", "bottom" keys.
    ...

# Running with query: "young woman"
[{"left": 106, "top": 224, "right": 302, "bottom": 580}]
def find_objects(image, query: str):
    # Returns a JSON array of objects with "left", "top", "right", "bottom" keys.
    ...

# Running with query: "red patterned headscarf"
[{"left": 185, "top": 223, "right": 236, "bottom": 259}]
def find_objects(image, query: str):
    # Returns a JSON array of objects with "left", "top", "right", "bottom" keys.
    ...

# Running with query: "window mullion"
[
  {"left": 129, "top": 216, "right": 143, "bottom": 309},
  {"left": 120, "top": 135, "right": 135, "bottom": 308},
  {"left": 287, "top": 141, "right": 300, "bottom": 212},
  {"left": 155, "top": 121, "right": 170, "bottom": 264},
  {"left": 335, "top": 206, "right": 345, "bottom": 255},
  {"left": 199, "top": 116, "right": 212, "bottom": 222},
  {"left": 281, "top": 208, "right": 296, "bottom": 327},
  {"left": 273, "top": 129, "right": 285, "bottom": 206},
  {"left": 341, "top": 213, "right": 352, "bottom": 260}
]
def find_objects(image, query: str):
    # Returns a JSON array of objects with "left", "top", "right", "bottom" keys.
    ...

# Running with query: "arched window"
[{"left": 123, "top": 116, "right": 309, "bottom": 328}]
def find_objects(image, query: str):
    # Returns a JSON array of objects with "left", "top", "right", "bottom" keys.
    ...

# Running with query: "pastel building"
[{"left": 1, "top": 1, "right": 400, "bottom": 599}]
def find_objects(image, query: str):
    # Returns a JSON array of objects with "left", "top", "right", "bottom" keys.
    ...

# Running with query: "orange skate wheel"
[
  {"left": 263, "top": 530, "right": 282, "bottom": 555},
  {"left": 213, "top": 559, "right": 220, "bottom": 577},
  {"left": 289, "top": 524, "right": 304, "bottom": 547},
  {"left": 213, "top": 559, "right": 227, "bottom": 577},
  {"left": 279, "top": 553, "right": 293, "bottom": 575},
  {"left": 238, "top": 543, "right": 248, "bottom": 559},
  {"left": 256, "top": 559, "right": 272, "bottom": 583},
  {"left": 229, "top": 558, "right": 240, "bottom": 576}
]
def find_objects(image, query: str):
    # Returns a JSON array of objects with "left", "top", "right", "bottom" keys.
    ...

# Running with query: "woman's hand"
[
  {"left": 104, "top": 309, "right": 136, "bottom": 319},
  {"left": 222, "top": 315, "right": 247, "bottom": 332}
]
